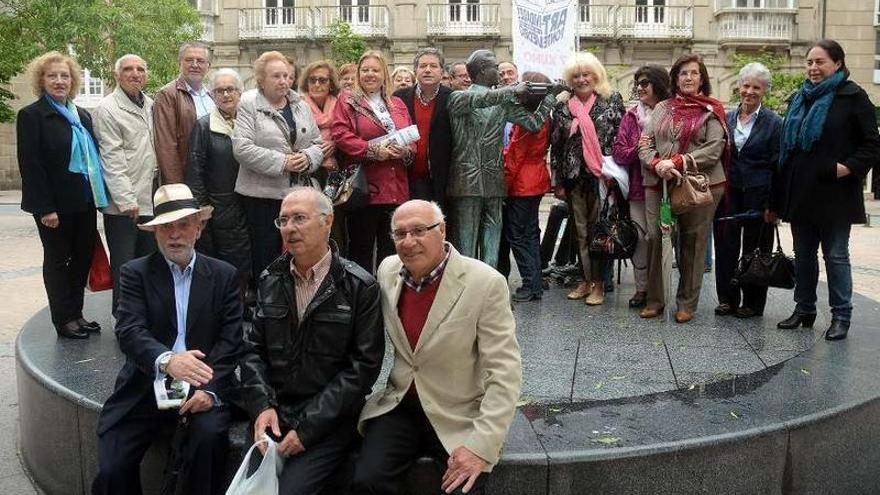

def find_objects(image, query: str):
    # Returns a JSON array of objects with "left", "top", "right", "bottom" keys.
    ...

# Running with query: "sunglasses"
[
  {"left": 308, "top": 76, "right": 330, "bottom": 85},
  {"left": 634, "top": 79, "right": 651, "bottom": 89}
]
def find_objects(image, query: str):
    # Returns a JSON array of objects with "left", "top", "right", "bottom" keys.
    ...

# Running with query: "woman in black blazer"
[
  {"left": 713, "top": 62, "right": 783, "bottom": 319},
  {"left": 17, "top": 51, "right": 107, "bottom": 339}
]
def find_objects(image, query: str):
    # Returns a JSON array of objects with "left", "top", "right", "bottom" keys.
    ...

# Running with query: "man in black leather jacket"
[{"left": 239, "top": 186, "right": 385, "bottom": 493}]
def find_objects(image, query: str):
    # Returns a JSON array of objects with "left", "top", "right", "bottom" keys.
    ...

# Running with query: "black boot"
[
  {"left": 76, "top": 317, "right": 101, "bottom": 333},
  {"left": 824, "top": 320, "right": 850, "bottom": 341},
  {"left": 777, "top": 312, "right": 817, "bottom": 329}
]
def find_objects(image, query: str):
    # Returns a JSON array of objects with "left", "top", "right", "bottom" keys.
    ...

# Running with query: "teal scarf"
[
  {"left": 779, "top": 71, "right": 845, "bottom": 167},
  {"left": 45, "top": 95, "right": 108, "bottom": 208}
]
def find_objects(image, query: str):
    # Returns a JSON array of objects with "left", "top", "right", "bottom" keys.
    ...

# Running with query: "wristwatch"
[{"left": 158, "top": 354, "right": 172, "bottom": 375}]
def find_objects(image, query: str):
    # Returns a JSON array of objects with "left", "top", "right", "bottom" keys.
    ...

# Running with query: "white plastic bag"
[{"left": 225, "top": 435, "right": 283, "bottom": 495}]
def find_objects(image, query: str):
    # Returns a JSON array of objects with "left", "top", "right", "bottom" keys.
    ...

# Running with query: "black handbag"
[
  {"left": 324, "top": 164, "right": 369, "bottom": 211},
  {"left": 588, "top": 188, "right": 640, "bottom": 260},
  {"left": 732, "top": 224, "right": 795, "bottom": 289}
]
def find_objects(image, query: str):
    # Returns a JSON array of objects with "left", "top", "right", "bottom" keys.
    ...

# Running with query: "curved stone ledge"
[{"left": 17, "top": 286, "right": 880, "bottom": 494}]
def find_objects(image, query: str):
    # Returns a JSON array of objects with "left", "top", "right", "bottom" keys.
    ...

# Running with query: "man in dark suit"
[
  {"left": 92, "top": 184, "right": 243, "bottom": 495},
  {"left": 393, "top": 48, "right": 453, "bottom": 211}
]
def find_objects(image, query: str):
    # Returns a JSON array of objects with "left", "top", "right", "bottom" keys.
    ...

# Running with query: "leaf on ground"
[
  {"left": 800, "top": 368, "right": 811, "bottom": 375},
  {"left": 516, "top": 398, "right": 533, "bottom": 407},
  {"left": 594, "top": 382, "right": 605, "bottom": 390},
  {"left": 549, "top": 407, "right": 563, "bottom": 413},
  {"left": 591, "top": 436, "right": 621, "bottom": 445},
  {"left": 688, "top": 384, "right": 696, "bottom": 391},
  {"left": 611, "top": 375, "right": 626, "bottom": 380},
  {"left": 730, "top": 411, "right": 740, "bottom": 419}
]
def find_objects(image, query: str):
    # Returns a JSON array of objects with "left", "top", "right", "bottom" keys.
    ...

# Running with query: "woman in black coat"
[
  {"left": 771, "top": 39, "right": 880, "bottom": 341},
  {"left": 185, "top": 69, "right": 251, "bottom": 294},
  {"left": 17, "top": 52, "right": 106, "bottom": 339}
]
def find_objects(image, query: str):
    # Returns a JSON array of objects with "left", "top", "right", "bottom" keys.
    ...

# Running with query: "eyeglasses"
[
  {"left": 214, "top": 87, "right": 239, "bottom": 96},
  {"left": 390, "top": 222, "right": 441, "bottom": 242},
  {"left": 634, "top": 79, "right": 651, "bottom": 89},
  {"left": 183, "top": 57, "right": 210, "bottom": 67},
  {"left": 308, "top": 76, "right": 330, "bottom": 85},
  {"left": 274, "top": 213, "right": 326, "bottom": 228}
]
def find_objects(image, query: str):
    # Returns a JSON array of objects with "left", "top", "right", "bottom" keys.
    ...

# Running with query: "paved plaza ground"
[{"left": 2, "top": 189, "right": 879, "bottom": 493}]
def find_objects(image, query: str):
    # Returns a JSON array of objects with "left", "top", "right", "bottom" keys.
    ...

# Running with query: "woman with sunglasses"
[{"left": 612, "top": 65, "right": 671, "bottom": 309}]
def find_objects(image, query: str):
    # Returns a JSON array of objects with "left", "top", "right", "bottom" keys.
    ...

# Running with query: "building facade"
[{"left": 0, "top": 0, "right": 877, "bottom": 188}]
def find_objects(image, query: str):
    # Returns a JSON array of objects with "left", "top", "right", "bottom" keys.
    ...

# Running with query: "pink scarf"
[
  {"left": 568, "top": 93, "right": 604, "bottom": 178},
  {"left": 303, "top": 93, "right": 338, "bottom": 170}
]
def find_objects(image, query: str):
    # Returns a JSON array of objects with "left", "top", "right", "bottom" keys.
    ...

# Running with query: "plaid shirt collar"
[{"left": 400, "top": 242, "right": 451, "bottom": 293}]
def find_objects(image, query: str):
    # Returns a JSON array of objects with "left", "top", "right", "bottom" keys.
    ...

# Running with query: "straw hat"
[{"left": 137, "top": 184, "right": 213, "bottom": 231}]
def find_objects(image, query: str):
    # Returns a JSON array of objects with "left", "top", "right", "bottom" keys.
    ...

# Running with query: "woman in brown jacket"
[{"left": 638, "top": 54, "right": 730, "bottom": 324}]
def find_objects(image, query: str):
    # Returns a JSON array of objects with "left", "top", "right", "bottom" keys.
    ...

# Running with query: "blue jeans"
[
  {"left": 791, "top": 222, "right": 853, "bottom": 322},
  {"left": 504, "top": 196, "right": 543, "bottom": 296},
  {"left": 449, "top": 197, "right": 503, "bottom": 268}
]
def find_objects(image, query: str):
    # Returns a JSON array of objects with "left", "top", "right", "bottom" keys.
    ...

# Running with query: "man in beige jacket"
[{"left": 351, "top": 200, "right": 522, "bottom": 494}]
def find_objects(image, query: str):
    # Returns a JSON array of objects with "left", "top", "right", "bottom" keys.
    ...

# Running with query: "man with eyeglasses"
[
  {"left": 154, "top": 41, "right": 215, "bottom": 183},
  {"left": 351, "top": 199, "right": 522, "bottom": 495},
  {"left": 393, "top": 48, "right": 454, "bottom": 210},
  {"left": 240, "top": 186, "right": 384, "bottom": 494},
  {"left": 448, "top": 61, "right": 472, "bottom": 91},
  {"left": 92, "top": 54, "right": 159, "bottom": 316}
]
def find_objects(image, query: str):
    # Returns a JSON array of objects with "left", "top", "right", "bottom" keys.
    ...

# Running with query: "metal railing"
[
  {"left": 313, "top": 5, "right": 390, "bottom": 38},
  {"left": 577, "top": 4, "right": 693, "bottom": 40},
  {"left": 716, "top": 10, "right": 795, "bottom": 41},
  {"left": 238, "top": 6, "right": 390, "bottom": 40},
  {"left": 426, "top": 3, "right": 501, "bottom": 37}
]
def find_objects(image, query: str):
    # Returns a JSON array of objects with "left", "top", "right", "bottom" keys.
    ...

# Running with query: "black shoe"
[
  {"left": 714, "top": 303, "right": 734, "bottom": 316},
  {"left": 824, "top": 320, "right": 850, "bottom": 341},
  {"left": 777, "top": 312, "right": 817, "bottom": 329},
  {"left": 734, "top": 307, "right": 762, "bottom": 319},
  {"left": 628, "top": 291, "right": 647, "bottom": 308},
  {"left": 76, "top": 317, "right": 101, "bottom": 332},
  {"left": 512, "top": 289, "right": 542, "bottom": 303},
  {"left": 56, "top": 321, "right": 89, "bottom": 339}
]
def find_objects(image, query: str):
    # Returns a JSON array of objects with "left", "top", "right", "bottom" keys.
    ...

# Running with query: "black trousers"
[
  {"left": 347, "top": 205, "right": 395, "bottom": 274},
  {"left": 92, "top": 403, "right": 231, "bottom": 495},
  {"left": 539, "top": 201, "right": 578, "bottom": 268},
  {"left": 713, "top": 186, "right": 773, "bottom": 312},
  {"left": 267, "top": 419, "right": 358, "bottom": 495},
  {"left": 35, "top": 210, "right": 97, "bottom": 326},
  {"left": 103, "top": 213, "right": 156, "bottom": 315},
  {"left": 351, "top": 397, "right": 490, "bottom": 495},
  {"left": 241, "top": 195, "right": 283, "bottom": 282}
]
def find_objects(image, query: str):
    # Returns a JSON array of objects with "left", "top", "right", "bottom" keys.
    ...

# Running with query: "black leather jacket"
[{"left": 239, "top": 246, "right": 384, "bottom": 447}]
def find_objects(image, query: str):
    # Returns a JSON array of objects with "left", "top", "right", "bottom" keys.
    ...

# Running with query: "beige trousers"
[
  {"left": 644, "top": 185, "right": 723, "bottom": 313},
  {"left": 629, "top": 200, "right": 648, "bottom": 292},
  {"left": 568, "top": 180, "right": 605, "bottom": 283}
]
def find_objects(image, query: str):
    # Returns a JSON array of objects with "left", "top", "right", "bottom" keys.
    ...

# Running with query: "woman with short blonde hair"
[
  {"left": 27, "top": 51, "right": 83, "bottom": 98},
  {"left": 561, "top": 52, "right": 612, "bottom": 99},
  {"left": 390, "top": 66, "right": 415, "bottom": 91}
]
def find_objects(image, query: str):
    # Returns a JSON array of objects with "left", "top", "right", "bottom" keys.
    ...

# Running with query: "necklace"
[{"left": 416, "top": 84, "right": 439, "bottom": 106}]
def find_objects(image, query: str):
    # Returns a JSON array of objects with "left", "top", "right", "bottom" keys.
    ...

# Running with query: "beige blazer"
[{"left": 359, "top": 247, "right": 522, "bottom": 470}]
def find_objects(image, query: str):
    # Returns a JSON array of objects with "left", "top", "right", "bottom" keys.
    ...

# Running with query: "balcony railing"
[
  {"left": 200, "top": 13, "right": 215, "bottom": 42},
  {"left": 716, "top": 10, "right": 795, "bottom": 42},
  {"left": 577, "top": 4, "right": 615, "bottom": 38},
  {"left": 577, "top": 5, "right": 693, "bottom": 40},
  {"left": 313, "top": 5, "right": 390, "bottom": 38},
  {"left": 426, "top": 3, "right": 501, "bottom": 37},
  {"left": 238, "top": 6, "right": 390, "bottom": 40}
]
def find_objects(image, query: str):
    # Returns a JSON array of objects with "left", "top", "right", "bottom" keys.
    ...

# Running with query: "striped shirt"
[{"left": 290, "top": 249, "right": 332, "bottom": 320}]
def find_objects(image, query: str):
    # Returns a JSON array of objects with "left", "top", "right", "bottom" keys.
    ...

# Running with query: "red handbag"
[{"left": 87, "top": 234, "right": 113, "bottom": 292}]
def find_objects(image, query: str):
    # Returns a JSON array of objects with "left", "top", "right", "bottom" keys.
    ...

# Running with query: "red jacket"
[
  {"left": 331, "top": 89, "right": 414, "bottom": 206},
  {"left": 503, "top": 123, "right": 551, "bottom": 197}
]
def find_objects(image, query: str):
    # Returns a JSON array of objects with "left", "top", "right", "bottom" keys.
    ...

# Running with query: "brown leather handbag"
[{"left": 670, "top": 154, "right": 713, "bottom": 215}]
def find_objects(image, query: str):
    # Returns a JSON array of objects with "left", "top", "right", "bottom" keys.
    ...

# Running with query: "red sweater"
[
  {"left": 411, "top": 98, "right": 435, "bottom": 180},
  {"left": 398, "top": 279, "right": 441, "bottom": 350}
]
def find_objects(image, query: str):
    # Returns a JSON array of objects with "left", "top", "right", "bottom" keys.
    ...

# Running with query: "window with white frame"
[
  {"left": 265, "top": 0, "right": 295, "bottom": 25},
  {"left": 636, "top": 0, "right": 665, "bottom": 24},
  {"left": 874, "top": 36, "right": 880, "bottom": 84},
  {"left": 340, "top": 0, "right": 370, "bottom": 24},
  {"left": 449, "top": 0, "right": 480, "bottom": 23},
  {"left": 716, "top": 0, "right": 795, "bottom": 9},
  {"left": 579, "top": 0, "right": 590, "bottom": 23},
  {"left": 75, "top": 70, "right": 104, "bottom": 108}
]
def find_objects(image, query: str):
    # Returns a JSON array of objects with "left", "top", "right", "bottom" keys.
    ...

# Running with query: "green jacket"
[{"left": 447, "top": 84, "right": 553, "bottom": 197}]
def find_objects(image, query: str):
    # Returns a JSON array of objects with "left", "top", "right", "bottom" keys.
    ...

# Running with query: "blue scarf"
[
  {"left": 45, "top": 95, "right": 108, "bottom": 208},
  {"left": 779, "top": 71, "right": 845, "bottom": 166}
]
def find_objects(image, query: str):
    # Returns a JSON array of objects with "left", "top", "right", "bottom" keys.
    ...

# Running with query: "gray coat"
[
  {"left": 232, "top": 88, "right": 323, "bottom": 200},
  {"left": 92, "top": 87, "right": 157, "bottom": 216}
]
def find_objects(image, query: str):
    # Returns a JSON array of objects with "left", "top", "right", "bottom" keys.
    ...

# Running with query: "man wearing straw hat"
[{"left": 92, "top": 183, "right": 244, "bottom": 495}]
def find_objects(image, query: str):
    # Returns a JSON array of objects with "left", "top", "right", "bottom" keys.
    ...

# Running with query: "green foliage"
[
  {"left": 327, "top": 20, "right": 367, "bottom": 66},
  {"left": 728, "top": 50, "right": 804, "bottom": 115},
  {"left": 0, "top": 0, "right": 201, "bottom": 122}
]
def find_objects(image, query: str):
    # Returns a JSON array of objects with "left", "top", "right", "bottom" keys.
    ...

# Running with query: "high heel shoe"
[
  {"left": 824, "top": 320, "right": 850, "bottom": 341},
  {"left": 777, "top": 312, "right": 817, "bottom": 329}
]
